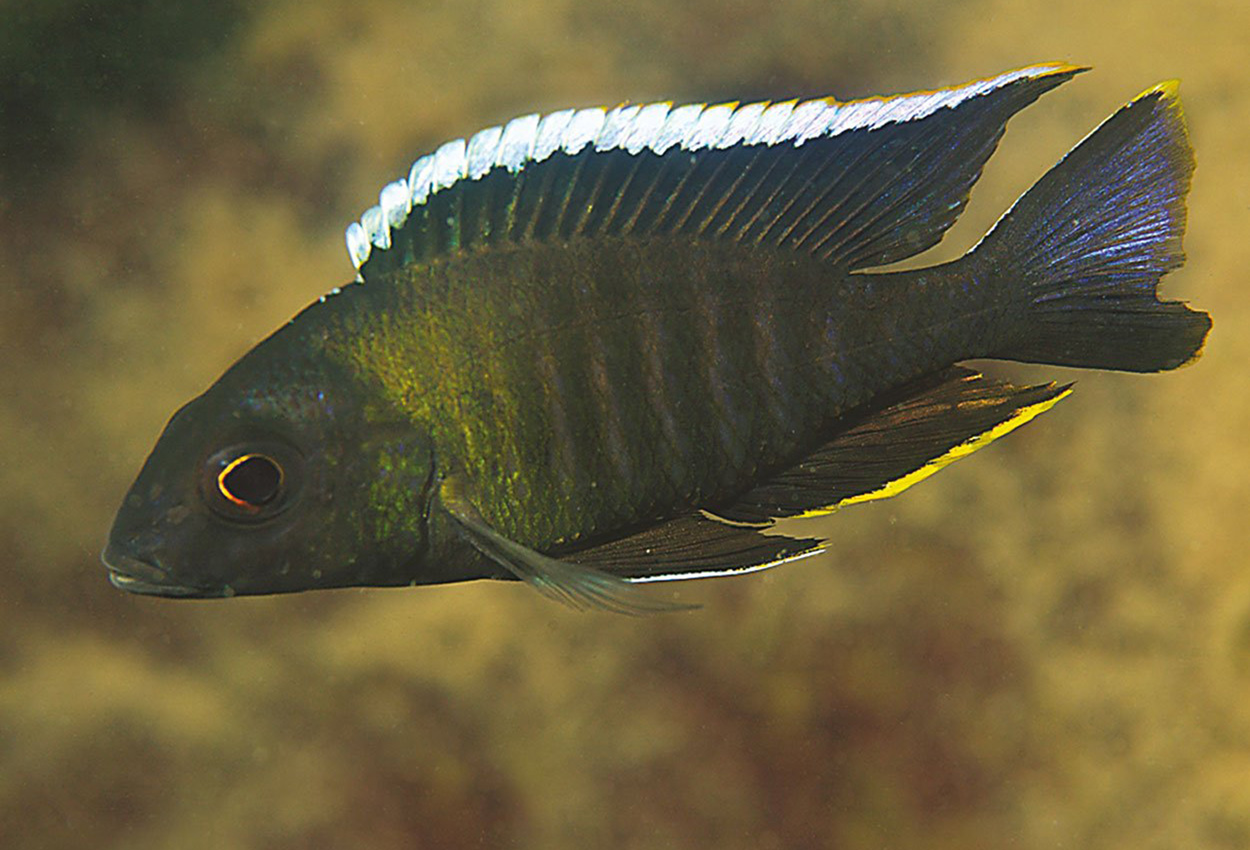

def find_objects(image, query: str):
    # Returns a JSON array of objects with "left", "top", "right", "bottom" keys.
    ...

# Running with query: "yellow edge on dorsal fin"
[
  {"left": 1143, "top": 79, "right": 1181, "bottom": 101},
  {"left": 815, "top": 61, "right": 1087, "bottom": 111},
  {"left": 792, "top": 386, "right": 1073, "bottom": 519}
]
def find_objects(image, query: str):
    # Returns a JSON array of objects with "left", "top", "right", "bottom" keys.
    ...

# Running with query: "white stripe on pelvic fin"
[{"left": 345, "top": 63, "right": 1070, "bottom": 269}]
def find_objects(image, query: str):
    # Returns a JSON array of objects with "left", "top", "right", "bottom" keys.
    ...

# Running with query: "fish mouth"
[{"left": 101, "top": 545, "right": 222, "bottom": 599}]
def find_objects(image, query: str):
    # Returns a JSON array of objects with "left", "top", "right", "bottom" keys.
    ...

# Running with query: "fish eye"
[
  {"left": 202, "top": 441, "right": 302, "bottom": 522},
  {"left": 218, "top": 454, "right": 283, "bottom": 509}
]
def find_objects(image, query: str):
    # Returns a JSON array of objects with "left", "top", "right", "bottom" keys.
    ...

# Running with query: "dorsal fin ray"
[{"left": 347, "top": 64, "right": 1085, "bottom": 280}]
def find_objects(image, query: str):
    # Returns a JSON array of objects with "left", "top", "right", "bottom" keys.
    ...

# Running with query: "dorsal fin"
[{"left": 346, "top": 64, "right": 1085, "bottom": 280}]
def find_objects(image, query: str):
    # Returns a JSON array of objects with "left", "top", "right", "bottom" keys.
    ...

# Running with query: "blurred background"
[{"left": 1, "top": 0, "right": 1247, "bottom": 847}]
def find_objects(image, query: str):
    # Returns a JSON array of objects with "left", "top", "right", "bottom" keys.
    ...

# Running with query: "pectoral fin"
[
  {"left": 438, "top": 476, "right": 695, "bottom": 614},
  {"left": 716, "top": 367, "right": 1072, "bottom": 524}
]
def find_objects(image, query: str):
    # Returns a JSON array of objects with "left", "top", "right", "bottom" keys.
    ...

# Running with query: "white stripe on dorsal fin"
[
  {"left": 344, "top": 63, "right": 1083, "bottom": 272},
  {"left": 379, "top": 180, "right": 410, "bottom": 227},
  {"left": 432, "top": 139, "right": 466, "bottom": 190},
  {"left": 497, "top": 114, "right": 540, "bottom": 172},
  {"left": 465, "top": 126, "right": 503, "bottom": 179},
  {"left": 596, "top": 104, "right": 642, "bottom": 151},
  {"left": 532, "top": 109, "right": 575, "bottom": 161},
  {"left": 407, "top": 155, "right": 435, "bottom": 205},
  {"left": 651, "top": 103, "right": 703, "bottom": 154},
  {"left": 561, "top": 108, "right": 605, "bottom": 155}
]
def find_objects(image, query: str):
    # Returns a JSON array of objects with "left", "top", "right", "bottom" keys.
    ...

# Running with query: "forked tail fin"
[{"left": 973, "top": 81, "right": 1211, "bottom": 371}]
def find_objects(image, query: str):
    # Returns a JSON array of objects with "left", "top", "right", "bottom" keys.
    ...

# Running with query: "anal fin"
[
  {"left": 716, "top": 367, "right": 1071, "bottom": 525},
  {"left": 569, "top": 514, "right": 825, "bottom": 583}
]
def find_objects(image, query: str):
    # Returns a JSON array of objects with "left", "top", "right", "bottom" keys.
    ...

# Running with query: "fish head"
[{"left": 103, "top": 356, "right": 435, "bottom": 598}]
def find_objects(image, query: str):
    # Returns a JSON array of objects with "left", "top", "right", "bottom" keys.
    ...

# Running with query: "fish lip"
[
  {"left": 106, "top": 571, "right": 219, "bottom": 598},
  {"left": 101, "top": 545, "right": 220, "bottom": 599}
]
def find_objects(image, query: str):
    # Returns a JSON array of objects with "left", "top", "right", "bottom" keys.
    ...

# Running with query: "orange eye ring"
[
  {"left": 216, "top": 453, "right": 284, "bottom": 511},
  {"left": 202, "top": 440, "right": 302, "bottom": 523}
]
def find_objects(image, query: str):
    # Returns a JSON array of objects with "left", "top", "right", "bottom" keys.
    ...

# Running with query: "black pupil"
[{"left": 223, "top": 455, "right": 281, "bottom": 506}]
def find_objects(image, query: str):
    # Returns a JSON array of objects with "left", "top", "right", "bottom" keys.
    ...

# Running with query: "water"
[{"left": 2, "top": 0, "right": 1248, "bottom": 847}]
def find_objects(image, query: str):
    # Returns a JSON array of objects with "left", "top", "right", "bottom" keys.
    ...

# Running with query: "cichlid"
[{"left": 103, "top": 64, "right": 1210, "bottom": 612}]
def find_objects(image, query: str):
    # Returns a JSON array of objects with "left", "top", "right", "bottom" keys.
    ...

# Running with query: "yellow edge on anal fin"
[{"left": 793, "top": 386, "right": 1073, "bottom": 519}]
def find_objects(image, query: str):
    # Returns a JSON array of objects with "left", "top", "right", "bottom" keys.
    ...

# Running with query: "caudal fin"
[{"left": 974, "top": 81, "right": 1211, "bottom": 372}]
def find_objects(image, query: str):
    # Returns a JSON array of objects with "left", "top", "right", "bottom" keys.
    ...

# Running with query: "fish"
[{"left": 102, "top": 63, "right": 1211, "bottom": 613}]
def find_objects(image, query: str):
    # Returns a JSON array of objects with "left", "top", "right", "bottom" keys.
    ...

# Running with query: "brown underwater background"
[{"left": 2, "top": 0, "right": 1249, "bottom": 847}]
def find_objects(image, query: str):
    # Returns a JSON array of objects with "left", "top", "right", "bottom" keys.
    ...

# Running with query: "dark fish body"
[
  {"left": 103, "top": 64, "right": 1211, "bottom": 610},
  {"left": 315, "top": 240, "right": 992, "bottom": 547}
]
